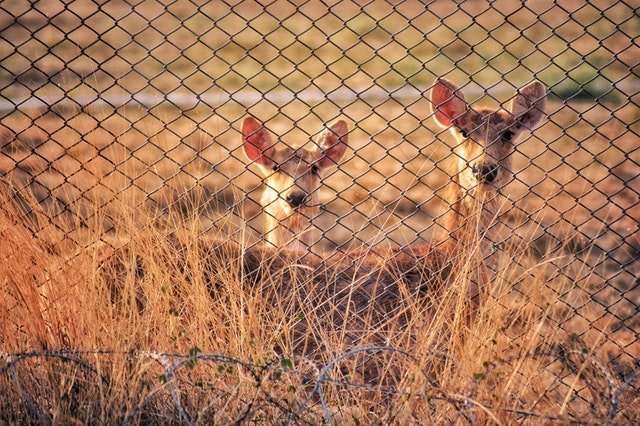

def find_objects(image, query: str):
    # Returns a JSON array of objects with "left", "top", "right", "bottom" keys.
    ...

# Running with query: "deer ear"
[
  {"left": 511, "top": 81, "right": 546, "bottom": 130},
  {"left": 317, "top": 120, "right": 348, "bottom": 169},
  {"left": 430, "top": 79, "right": 467, "bottom": 128},
  {"left": 242, "top": 117, "right": 275, "bottom": 167}
]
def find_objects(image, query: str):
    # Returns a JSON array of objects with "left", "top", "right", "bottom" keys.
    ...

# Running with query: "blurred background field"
[{"left": 0, "top": 0, "right": 639, "bottom": 378}]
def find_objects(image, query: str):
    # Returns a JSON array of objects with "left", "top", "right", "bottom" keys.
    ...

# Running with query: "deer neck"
[
  {"left": 261, "top": 189, "right": 318, "bottom": 250},
  {"left": 447, "top": 161, "right": 503, "bottom": 258}
]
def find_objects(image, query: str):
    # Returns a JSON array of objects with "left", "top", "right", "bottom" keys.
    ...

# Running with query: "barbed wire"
[{"left": 1, "top": 344, "right": 638, "bottom": 424}]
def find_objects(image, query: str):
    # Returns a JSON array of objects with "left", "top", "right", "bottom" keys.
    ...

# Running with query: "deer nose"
[
  {"left": 286, "top": 192, "right": 306, "bottom": 208},
  {"left": 473, "top": 164, "right": 499, "bottom": 183}
]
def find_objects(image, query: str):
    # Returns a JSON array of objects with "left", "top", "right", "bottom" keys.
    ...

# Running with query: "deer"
[
  {"left": 428, "top": 78, "right": 547, "bottom": 291},
  {"left": 241, "top": 117, "right": 348, "bottom": 253}
]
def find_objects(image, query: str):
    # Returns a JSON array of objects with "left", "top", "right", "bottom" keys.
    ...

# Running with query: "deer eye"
[
  {"left": 271, "top": 164, "right": 279, "bottom": 172},
  {"left": 501, "top": 130, "right": 514, "bottom": 143},
  {"left": 459, "top": 129, "right": 469, "bottom": 138},
  {"left": 311, "top": 165, "right": 319, "bottom": 175}
]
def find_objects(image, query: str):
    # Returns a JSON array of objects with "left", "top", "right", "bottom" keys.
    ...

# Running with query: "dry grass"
[
  {"left": 1, "top": 184, "right": 638, "bottom": 424},
  {"left": 0, "top": 0, "right": 639, "bottom": 423}
]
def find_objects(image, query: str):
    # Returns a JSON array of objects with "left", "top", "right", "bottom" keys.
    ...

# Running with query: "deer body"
[
  {"left": 242, "top": 117, "right": 348, "bottom": 252},
  {"left": 433, "top": 79, "right": 547, "bottom": 285}
]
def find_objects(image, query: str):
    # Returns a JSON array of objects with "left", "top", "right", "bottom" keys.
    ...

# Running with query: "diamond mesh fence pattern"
[{"left": 0, "top": 0, "right": 639, "bottom": 418}]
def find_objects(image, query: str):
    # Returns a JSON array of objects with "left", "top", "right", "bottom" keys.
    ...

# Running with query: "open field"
[{"left": 1, "top": 0, "right": 639, "bottom": 422}]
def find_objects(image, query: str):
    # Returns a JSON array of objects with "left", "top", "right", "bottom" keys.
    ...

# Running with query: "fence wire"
[
  {"left": 0, "top": 0, "right": 638, "bottom": 422},
  {"left": 1, "top": 346, "right": 639, "bottom": 424}
]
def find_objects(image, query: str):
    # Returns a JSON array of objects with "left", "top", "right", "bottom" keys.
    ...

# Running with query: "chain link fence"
[{"left": 1, "top": 0, "right": 639, "bottom": 420}]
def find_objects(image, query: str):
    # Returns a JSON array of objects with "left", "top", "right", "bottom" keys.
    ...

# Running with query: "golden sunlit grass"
[
  {"left": 1, "top": 184, "right": 638, "bottom": 424},
  {"left": 1, "top": 1, "right": 638, "bottom": 422}
]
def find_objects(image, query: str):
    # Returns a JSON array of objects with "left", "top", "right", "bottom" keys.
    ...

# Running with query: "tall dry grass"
[{"left": 0, "top": 184, "right": 638, "bottom": 424}]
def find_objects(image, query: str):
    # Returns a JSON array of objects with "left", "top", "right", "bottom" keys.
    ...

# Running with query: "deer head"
[{"left": 431, "top": 79, "right": 546, "bottom": 192}]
